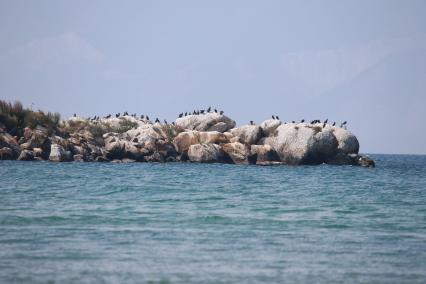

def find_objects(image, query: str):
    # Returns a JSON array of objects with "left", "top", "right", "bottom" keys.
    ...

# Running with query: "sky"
[{"left": 1, "top": 0, "right": 425, "bottom": 154}]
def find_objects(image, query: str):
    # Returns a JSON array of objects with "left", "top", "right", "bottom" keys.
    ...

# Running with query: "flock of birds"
[
  {"left": 73, "top": 107, "right": 348, "bottom": 128},
  {"left": 263, "top": 116, "right": 348, "bottom": 128}
]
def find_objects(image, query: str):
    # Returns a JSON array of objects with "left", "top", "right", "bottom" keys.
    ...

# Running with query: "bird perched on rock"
[
  {"left": 141, "top": 114, "right": 145, "bottom": 119},
  {"left": 214, "top": 109, "right": 218, "bottom": 113},
  {"left": 323, "top": 122, "right": 326, "bottom": 128},
  {"left": 73, "top": 113, "right": 76, "bottom": 117},
  {"left": 207, "top": 106, "right": 211, "bottom": 112},
  {"left": 276, "top": 115, "right": 280, "bottom": 120},
  {"left": 179, "top": 113, "right": 183, "bottom": 118},
  {"left": 292, "top": 121, "right": 295, "bottom": 123},
  {"left": 184, "top": 112, "right": 187, "bottom": 116},
  {"left": 340, "top": 121, "right": 347, "bottom": 127},
  {"left": 250, "top": 120, "right": 254, "bottom": 125},
  {"left": 155, "top": 118, "right": 160, "bottom": 123},
  {"left": 200, "top": 110, "right": 205, "bottom": 114},
  {"left": 324, "top": 119, "right": 328, "bottom": 124},
  {"left": 172, "top": 122, "right": 175, "bottom": 126},
  {"left": 301, "top": 119, "right": 305, "bottom": 123},
  {"left": 116, "top": 113, "right": 120, "bottom": 118},
  {"left": 220, "top": 110, "right": 224, "bottom": 115},
  {"left": 272, "top": 115, "right": 275, "bottom": 119},
  {"left": 106, "top": 114, "right": 111, "bottom": 119},
  {"left": 332, "top": 122, "right": 336, "bottom": 126},
  {"left": 146, "top": 115, "right": 150, "bottom": 121},
  {"left": 164, "top": 119, "right": 168, "bottom": 124}
]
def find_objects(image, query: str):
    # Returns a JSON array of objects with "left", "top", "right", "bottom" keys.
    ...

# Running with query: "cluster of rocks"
[{"left": 0, "top": 112, "right": 375, "bottom": 167}]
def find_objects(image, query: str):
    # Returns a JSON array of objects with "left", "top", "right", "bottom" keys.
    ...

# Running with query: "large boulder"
[
  {"left": 49, "top": 144, "right": 72, "bottom": 162},
  {"left": 173, "top": 131, "right": 228, "bottom": 153},
  {"left": 0, "top": 130, "right": 20, "bottom": 159},
  {"left": 187, "top": 143, "right": 230, "bottom": 163},
  {"left": 229, "top": 125, "right": 263, "bottom": 145},
  {"left": 250, "top": 144, "right": 281, "bottom": 165},
  {"left": 260, "top": 119, "right": 282, "bottom": 137},
  {"left": 265, "top": 123, "right": 338, "bottom": 165},
  {"left": 175, "top": 113, "right": 236, "bottom": 132},
  {"left": 332, "top": 127, "right": 359, "bottom": 154},
  {"left": 222, "top": 142, "right": 256, "bottom": 165}
]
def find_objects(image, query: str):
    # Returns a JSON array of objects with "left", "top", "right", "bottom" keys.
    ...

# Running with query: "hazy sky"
[{"left": 1, "top": 0, "right": 426, "bottom": 154}]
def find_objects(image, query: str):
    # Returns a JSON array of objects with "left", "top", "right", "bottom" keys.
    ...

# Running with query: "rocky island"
[{"left": 0, "top": 101, "right": 374, "bottom": 167}]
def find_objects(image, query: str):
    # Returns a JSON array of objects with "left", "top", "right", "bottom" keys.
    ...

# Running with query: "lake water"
[{"left": 1, "top": 154, "right": 425, "bottom": 283}]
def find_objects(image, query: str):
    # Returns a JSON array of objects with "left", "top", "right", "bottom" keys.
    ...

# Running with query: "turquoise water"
[{"left": 1, "top": 155, "right": 425, "bottom": 283}]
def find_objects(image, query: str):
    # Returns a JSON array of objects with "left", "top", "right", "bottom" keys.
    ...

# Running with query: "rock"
[
  {"left": 0, "top": 130, "right": 20, "bottom": 158},
  {"left": 229, "top": 125, "right": 263, "bottom": 145},
  {"left": 32, "top": 148, "right": 44, "bottom": 158},
  {"left": 222, "top": 142, "right": 256, "bottom": 164},
  {"left": 0, "top": 147, "right": 15, "bottom": 160},
  {"left": 17, "top": 150, "right": 34, "bottom": 161},
  {"left": 332, "top": 127, "right": 360, "bottom": 154},
  {"left": 144, "top": 151, "right": 165, "bottom": 162},
  {"left": 187, "top": 143, "right": 230, "bottom": 163},
  {"left": 175, "top": 113, "right": 236, "bottom": 132},
  {"left": 250, "top": 144, "right": 281, "bottom": 165},
  {"left": 49, "top": 144, "right": 72, "bottom": 162},
  {"left": 260, "top": 119, "right": 282, "bottom": 136},
  {"left": 357, "top": 155, "right": 375, "bottom": 168},
  {"left": 156, "top": 140, "right": 178, "bottom": 159},
  {"left": 95, "top": 156, "right": 109, "bottom": 162},
  {"left": 173, "top": 131, "right": 228, "bottom": 153},
  {"left": 327, "top": 152, "right": 357, "bottom": 165},
  {"left": 73, "top": 154, "right": 85, "bottom": 162},
  {"left": 266, "top": 123, "right": 338, "bottom": 165}
]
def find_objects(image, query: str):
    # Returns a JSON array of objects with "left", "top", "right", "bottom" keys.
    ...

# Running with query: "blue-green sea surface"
[{"left": 1, "top": 154, "right": 426, "bottom": 284}]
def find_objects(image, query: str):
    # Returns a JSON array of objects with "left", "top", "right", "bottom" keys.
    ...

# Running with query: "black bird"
[
  {"left": 200, "top": 110, "right": 205, "bottom": 114},
  {"left": 340, "top": 121, "right": 347, "bottom": 127},
  {"left": 146, "top": 115, "right": 150, "bottom": 121},
  {"left": 214, "top": 109, "right": 218, "bottom": 113},
  {"left": 250, "top": 120, "right": 254, "bottom": 125},
  {"left": 323, "top": 122, "right": 326, "bottom": 128},
  {"left": 164, "top": 119, "right": 168, "bottom": 124},
  {"left": 207, "top": 106, "right": 211, "bottom": 112},
  {"left": 106, "top": 114, "right": 111, "bottom": 119},
  {"left": 220, "top": 110, "right": 224, "bottom": 115},
  {"left": 185, "top": 112, "right": 187, "bottom": 116},
  {"left": 292, "top": 121, "right": 295, "bottom": 123},
  {"left": 301, "top": 119, "right": 305, "bottom": 123},
  {"left": 155, "top": 118, "right": 160, "bottom": 123},
  {"left": 116, "top": 113, "right": 120, "bottom": 118},
  {"left": 179, "top": 113, "right": 183, "bottom": 118},
  {"left": 276, "top": 116, "right": 280, "bottom": 120},
  {"left": 332, "top": 122, "right": 336, "bottom": 126},
  {"left": 172, "top": 122, "right": 175, "bottom": 126},
  {"left": 272, "top": 115, "right": 275, "bottom": 120},
  {"left": 141, "top": 114, "right": 145, "bottom": 119},
  {"left": 324, "top": 119, "right": 328, "bottom": 124},
  {"left": 73, "top": 113, "right": 76, "bottom": 117}
]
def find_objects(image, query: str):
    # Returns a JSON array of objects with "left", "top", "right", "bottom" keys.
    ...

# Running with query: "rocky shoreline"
[{"left": 0, "top": 110, "right": 375, "bottom": 167}]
